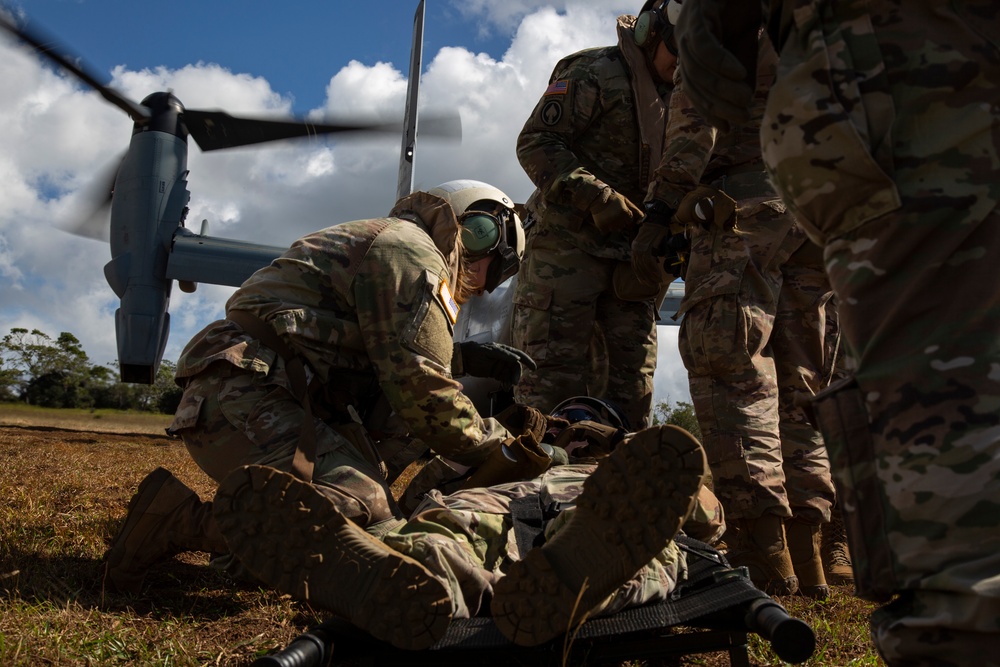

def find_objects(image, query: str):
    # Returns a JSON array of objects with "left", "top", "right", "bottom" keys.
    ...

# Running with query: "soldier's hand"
[
  {"left": 590, "top": 187, "right": 645, "bottom": 235},
  {"left": 455, "top": 341, "right": 537, "bottom": 386},
  {"left": 552, "top": 420, "right": 626, "bottom": 459},
  {"left": 676, "top": 0, "right": 760, "bottom": 132},
  {"left": 494, "top": 403, "right": 548, "bottom": 441},
  {"left": 676, "top": 185, "right": 737, "bottom": 230},
  {"left": 631, "top": 201, "right": 677, "bottom": 287}
]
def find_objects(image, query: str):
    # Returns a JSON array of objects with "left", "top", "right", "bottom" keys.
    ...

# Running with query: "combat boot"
[
  {"left": 722, "top": 514, "right": 799, "bottom": 596},
  {"left": 786, "top": 519, "right": 829, "bottom": 599},
  {"left": 491, "top": 424, "right": 708, "bottom": 647},
  {"left": 213, "top": 465, "right": 452, "bottom": 651},
  {"left": 104, "top": 467, "right": 229, "bottom": 594},
  {"left": 821, "top": 511, "right": 854, "bottom": 586}
]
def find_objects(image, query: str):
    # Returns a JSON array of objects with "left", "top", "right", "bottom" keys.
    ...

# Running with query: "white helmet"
[
  {"left": 427, "top": 179, "right": 526, "bottom": 292},
  {"left": 634, "top": 0, "right": 683, "bottom": 54}
]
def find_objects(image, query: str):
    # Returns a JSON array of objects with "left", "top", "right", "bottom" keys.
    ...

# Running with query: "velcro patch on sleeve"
[
  {"left": 439, "top": 279, "right": 460, "bottom": 324},
  {"left": 544, "top": 79, "right": 570, "bottom": 95}
]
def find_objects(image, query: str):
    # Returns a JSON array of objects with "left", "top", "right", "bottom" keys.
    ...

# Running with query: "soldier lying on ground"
[{"left": 213, "top": 421, "right": 710, "bottom": 649}]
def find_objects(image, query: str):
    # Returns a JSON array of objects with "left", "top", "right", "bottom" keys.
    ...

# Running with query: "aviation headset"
[
  {"left": 634, "top": 0, "right": 682, "bottom": 55},
  {"left": 460, "top": 207, "right": 520, "bottom": 293}
]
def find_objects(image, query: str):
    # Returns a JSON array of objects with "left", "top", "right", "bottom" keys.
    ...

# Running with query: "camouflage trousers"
[
  {"left": 677, "top": 202, "right": 837, "bottom": 526},
  {"left": 384, "top": 463, "right": 685, "bottom": 619},
  {"left": 763, "top": 0, "right": 1000, "bottom": 662},
  {"left": 169, "top": 363, "right": 401, "bottom": 529},
  {"left": 511, "top": 225, "right": 658, "bottom": 429}
]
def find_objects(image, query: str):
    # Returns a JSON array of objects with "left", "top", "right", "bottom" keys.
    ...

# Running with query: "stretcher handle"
[
  {"left": 252, "top": 623, "right": 334, "bottom": 667},
  {"left": 744, "top": 598, "right": 815, "bottom": 664}
]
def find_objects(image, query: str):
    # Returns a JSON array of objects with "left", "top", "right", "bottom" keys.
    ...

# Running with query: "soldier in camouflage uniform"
[
  {"left": 675, "top": 0, "right": 1000, "bottom": 663},
  {"left": 632, "top": 24, "right": 839, "bottom": 599},
  {"left": 213, "top": 421, "right": 709, "bottom": 649},
  {"left": 104, "top": 180, "right": 535, "bottom": 594},
  {"left": 511, "top": 1, "right": 681, "bottom": 429}
]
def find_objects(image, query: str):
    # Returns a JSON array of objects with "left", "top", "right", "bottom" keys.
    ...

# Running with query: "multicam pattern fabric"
[
  {"left": 512, "top": 16, "right": 670, "bottom": 428},
  {"left": 650, "top": 36, "right": 837, "bottom": 527},
  {"left": 386, "top": 462, "right": 685, "bottom": 620},
  {"left": 168, "top": 191, "right": 512, "bottom": 527},
  {"left": 760, "top": 0, "right": 1000, "bottom": 662}
]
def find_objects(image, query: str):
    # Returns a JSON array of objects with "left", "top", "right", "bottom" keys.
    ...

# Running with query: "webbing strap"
[
  {"left": 508, "top": 495, "right": 545, "bottom": 560},
  {"left": 226, "top": 310, "right": 317, "bottom": 483}
]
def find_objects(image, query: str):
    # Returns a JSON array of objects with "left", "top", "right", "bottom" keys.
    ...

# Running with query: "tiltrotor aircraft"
[
  {"left": 0, "top": 1, "right": 462, "bottom": 384},
  {"left": 1, "top": 2, "right": 682, "bottom": 415}
]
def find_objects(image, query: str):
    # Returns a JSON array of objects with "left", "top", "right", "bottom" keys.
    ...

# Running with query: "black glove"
[
  {"left": 675, "top": 0, "right": 761, "bottom": 132},
  {"left": 454, "top": 341, "right": 537, "bottom": 386},
  {"left": 663, "top": 233, "right": 691, "bottom": 279},
  {"left": 631, "top": 201, "right": 677, "bottom": 287}
]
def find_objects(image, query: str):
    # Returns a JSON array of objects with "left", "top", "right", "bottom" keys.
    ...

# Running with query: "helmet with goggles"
[
  {"left": 427, "top": 179, "right": 526, "bottom": 293},
  {"left": 549, "top": 396, "right": 632, "bottom": 432}
]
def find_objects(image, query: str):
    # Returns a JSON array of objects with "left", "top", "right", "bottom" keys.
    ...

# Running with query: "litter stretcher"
[{"left": 252, "top": 535, "right": 816, "bottom": 667}]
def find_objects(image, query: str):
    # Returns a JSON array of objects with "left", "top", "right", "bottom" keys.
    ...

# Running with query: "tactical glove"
[
  {"left": 676, "top": 0, "right": 761, "bottom": 132},
  {"left": 459, "top": 432, "right": 553, "bottom": 489},
  {"left": 454, "top": 341, "right": 537, "bottom": 386},
  {"left": 676, "top": 185, "right": 737, "bottom": 230},
  {"left": 589, "top": 187, "right": 645, "bottom": 235},
  {"left": 631, "top": 201, "right": 678, "bottom": 287},
  {"left": 494, "top": 403, "right": 548, "bottom": 442},
  {"left": 551, "top": 420, "right": 626, "bottom": 460}
]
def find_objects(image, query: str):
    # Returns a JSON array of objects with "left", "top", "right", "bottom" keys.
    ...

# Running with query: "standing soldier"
[
  {"left": 632, "top": 21, "right": 840, "bottom": 599},
  {"left": 511, "top": 0, "right": 680, "bottom": 429},
  {"left": 675, "top": 0, "right": 1000, "bottom": 663}
]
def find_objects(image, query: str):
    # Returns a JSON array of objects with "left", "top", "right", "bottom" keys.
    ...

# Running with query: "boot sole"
[
  {"left": 213, "top": 465, "right": 451, "bottom": 651},
  {"left": 104, "top": 466, "right": 175, "bottom": 593},
  {"left": 490, "top": 425, "right": 708, "bottom": 646}
]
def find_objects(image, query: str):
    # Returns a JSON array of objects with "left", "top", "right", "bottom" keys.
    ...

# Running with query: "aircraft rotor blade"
[
  {"left": 0, "top": 12, "right": 149, "bottom": 123},
  {"left": 183, "top": 109, "right": 462, "bottom": 152},
  {"left": 60, "top": 153, "right": 122, "bottom": 242}
]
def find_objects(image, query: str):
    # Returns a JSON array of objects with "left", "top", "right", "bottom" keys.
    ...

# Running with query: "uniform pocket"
[
  {"left": 762, "top": 4, "right": 901, "bottom": 244},
  {"left": 511, "top": 280, "right": 553, "bottom": 362}
]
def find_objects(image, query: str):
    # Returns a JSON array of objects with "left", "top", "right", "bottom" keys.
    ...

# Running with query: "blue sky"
[
  {"left": 0, "top": 0, "right": 692, "bottom": 408},
  {"left": 16, "top": 1, "right": 515, "bottom": 114}
]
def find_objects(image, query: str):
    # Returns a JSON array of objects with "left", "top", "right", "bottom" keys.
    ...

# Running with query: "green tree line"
[
  {"left": 0, "top": 326, "right": 702, "bottom": 428},
  {"left": 0, "top": 327, "right": 182, "bottom": 413}
]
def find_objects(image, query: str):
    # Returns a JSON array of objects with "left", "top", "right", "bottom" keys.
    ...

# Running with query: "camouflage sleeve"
[
  {"left": 353, "top": 254, "right": 507, "bottom": 467},
  {"left": 516, "top": 57, "right": 610, "bottom": 213},
  {"left": 645, "top": 80, "right": 719, "bottom": 209}
]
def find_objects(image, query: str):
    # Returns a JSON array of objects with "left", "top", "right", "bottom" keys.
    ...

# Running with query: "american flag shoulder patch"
[
  {"left": 544, "top": 79, "right": 569, "bottom": 96},
  {"left": 439, "top": 279, "right": 459, "bottom": 324}
]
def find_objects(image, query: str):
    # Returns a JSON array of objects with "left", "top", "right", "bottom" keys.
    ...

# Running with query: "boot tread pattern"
[
  {"left": 491, "top": 425, "right": 708, "bottom": 646},
  {"left": 214, "top": 465, "right": 451, "bottom": 651}
]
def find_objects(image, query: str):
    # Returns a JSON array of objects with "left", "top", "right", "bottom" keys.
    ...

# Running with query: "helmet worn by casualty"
[
  {"left": 427, "top": 179, "right": 526, "bottom": 293},
  {"left": 549, "top": 395, "right": 633, "bottom": 432},
  {"left": 547, "top": 396, "right": 632, "bottom": 460}
]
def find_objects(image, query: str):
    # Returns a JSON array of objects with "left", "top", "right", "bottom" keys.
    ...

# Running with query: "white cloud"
[{"left": 0, "top": 3, "right": 690, "bottom": 406}]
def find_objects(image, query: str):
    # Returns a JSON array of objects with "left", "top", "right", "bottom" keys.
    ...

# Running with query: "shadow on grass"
[{"left": 2, "top": 547, "right": 271, "bottom": 622}]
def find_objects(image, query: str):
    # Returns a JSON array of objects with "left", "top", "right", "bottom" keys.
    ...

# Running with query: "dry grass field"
[{"left": 0, "top": 404, "right": 885, "bottom": 666}]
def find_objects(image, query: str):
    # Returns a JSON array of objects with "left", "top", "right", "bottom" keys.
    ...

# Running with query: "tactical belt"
[{"left": 226, "top": 309, "right": 317, "bottom": 483}]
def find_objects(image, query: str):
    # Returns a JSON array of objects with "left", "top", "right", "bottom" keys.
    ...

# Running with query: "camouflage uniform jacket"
[
  {"left": 517, "top": 16, "right": 673, "bottom": 260},
  {"left": 646, "top": 36, "right": 779, "bottom": 210},
  {"left": 174, "top": 191, "right": 509, "bottom": 468}
]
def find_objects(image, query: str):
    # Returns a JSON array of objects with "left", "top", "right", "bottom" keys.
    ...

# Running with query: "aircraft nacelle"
[{"left": 105, "top": 93, "right": 190, "bottom": 383}]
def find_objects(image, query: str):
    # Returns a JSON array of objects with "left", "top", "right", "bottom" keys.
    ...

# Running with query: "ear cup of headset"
[{"left": 460, "top": 214, "right": 501, "bottom": 255}]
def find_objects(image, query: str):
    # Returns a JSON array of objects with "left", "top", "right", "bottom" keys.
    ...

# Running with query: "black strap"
[{"left": 508, "top": 495, "right": 545, "bottom": 560}]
